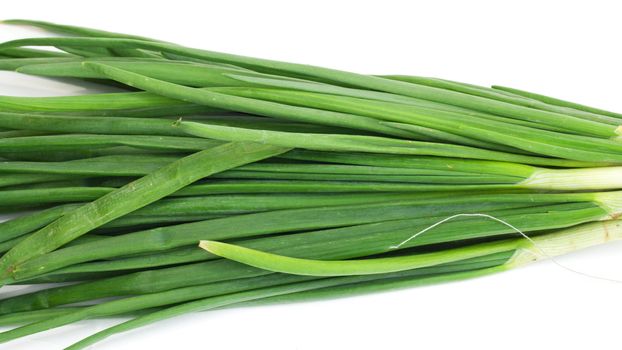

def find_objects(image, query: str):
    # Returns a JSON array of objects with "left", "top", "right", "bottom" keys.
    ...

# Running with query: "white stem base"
[
  {"left": 507, "top": 220, "right": 622, "bottom": 268},
  {"left": 519, "top": 167, "right": 622, "bottom": 191}
]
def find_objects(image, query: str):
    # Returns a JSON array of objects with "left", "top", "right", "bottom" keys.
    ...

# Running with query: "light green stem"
[{"left": 201, "top": 220, "right": 622, "bottom": 277}]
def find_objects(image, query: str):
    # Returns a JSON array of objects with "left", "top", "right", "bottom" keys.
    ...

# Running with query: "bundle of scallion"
[{"left": 0, "top": 19, "right": 620, "bottom": 349}]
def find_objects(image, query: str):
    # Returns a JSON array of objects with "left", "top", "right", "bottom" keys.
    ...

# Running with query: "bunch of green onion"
[{"left": 0, "top": 19, "right": 620, "bottom": 349}]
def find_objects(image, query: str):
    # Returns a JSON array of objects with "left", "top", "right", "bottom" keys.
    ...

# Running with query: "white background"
[{"left": 2, "top": 1, "right": 622, "bottom": 349}]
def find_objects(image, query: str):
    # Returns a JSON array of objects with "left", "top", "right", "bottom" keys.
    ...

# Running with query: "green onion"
[{"left": 1, "top": 19, "right": 622, "bottom": 348}]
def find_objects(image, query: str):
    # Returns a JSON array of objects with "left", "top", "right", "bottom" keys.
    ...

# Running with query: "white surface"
[{"left": 2, "top": 1, "right": 622, "bottom": 349}]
